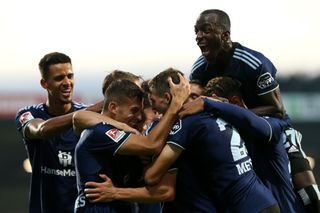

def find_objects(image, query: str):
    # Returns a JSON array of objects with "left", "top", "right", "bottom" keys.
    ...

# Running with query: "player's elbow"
[
  {"left": 144, "top": 173, "right": 162, "bottom": 186},
  {"left": 142, "top": 141, "right": 163, "bottom": 156},
  {"left": 72, "top": 111, "right": 84, "bottom": 132},
  {"left": 161, "top": 186, "right": 175, "bottom": 201}
]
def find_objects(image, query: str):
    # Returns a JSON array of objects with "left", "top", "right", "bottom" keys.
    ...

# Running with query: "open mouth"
[
  {"left": 61, "top": 89, "right": 72, "bottom": 97},
  {"left": 198, "top": 43, "right": 210, "bottom": 55}
]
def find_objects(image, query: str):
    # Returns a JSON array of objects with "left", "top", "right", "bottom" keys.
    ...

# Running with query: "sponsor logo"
[
  {"left": 169, "top": 120, "right": 182, "bottom": 135},
  {"left": 106, "top": 128, "right": 126, "bottom": 143},
  {"left": 257, "top": 73, "right": 274, "bottom": 89},
  {"left": 19, "top": 111, "right": 34, "bottom": 125},
  {"left": 58, "top": 151, "right": 72, "bottom": 167},
  {"left": 40, "top": 166, "right": 76, "bottom": 176},
  {"left": 75, "top": 194, "right": 86, "bottom": 208},
  {"left": 236, "top": 158, "right": 252, "bottom": 175}
]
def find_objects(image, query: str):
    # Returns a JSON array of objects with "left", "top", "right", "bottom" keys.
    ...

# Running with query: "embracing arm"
[
  {"left": 85, "top": 171, "right": 177, "bottom": 203},
  {"left": 117, "top": 74, "right": 190, "bottom": 156},
  {"left": 23, "top": 101, "right": 103, "bottom": 140},
  {"left": 250, "top": 88, "right": 285, "bottom": 118},
  {"left": 144, "top": 144, "right": 182, "bottom": 185},
  {"left": 72, "top": 110, "right": 140, "bottom": 136},
  {"left": 179, "top": 97, "right": 272, "bottom": 141},
  {"left": 203, "top": 98, "right": 272, "bottom": 141}
]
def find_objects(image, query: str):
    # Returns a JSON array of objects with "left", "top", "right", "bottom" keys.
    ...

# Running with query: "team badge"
[
  {"left": 169, "top": 120, "right": 182, "bottom": 135},
  {"left": 106, "top": 128, "right": 126, "bottom": 143},
  {"left": 19, "top": 111, "right": 34, "bottom": 125},
  {"left": 257, "top": 73, "right": 274, "bottom": 89}
]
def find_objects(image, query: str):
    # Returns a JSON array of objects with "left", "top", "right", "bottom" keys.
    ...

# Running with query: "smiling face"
[
  {"left": 194, "top": 13, "right": 229, "bottom": 62},
  {"left": 41, "top": 63, "right": 74, "bottom": 105},
  {"left": 113, "top": 97, "right": 144, "bottom": 130}
]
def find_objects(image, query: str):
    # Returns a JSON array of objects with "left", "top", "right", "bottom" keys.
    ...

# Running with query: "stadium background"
[{"left": 1, "top": 75, "right": 320, "bottom": 212}]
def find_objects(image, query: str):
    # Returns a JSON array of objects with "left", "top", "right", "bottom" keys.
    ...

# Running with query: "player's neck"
[{"left": 45, "top": 100, "right": 72, "bottom": 116}]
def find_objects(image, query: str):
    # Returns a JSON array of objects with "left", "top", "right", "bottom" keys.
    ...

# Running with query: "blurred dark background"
[{"left": 1, "top": 74, "right": 320, "bottom": 212}]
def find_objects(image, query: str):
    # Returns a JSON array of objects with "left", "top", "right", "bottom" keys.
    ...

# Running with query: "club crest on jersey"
[
  {"left": 58, "top": 151, "right": 72, "bottom": 167},
  {"left": 106, "top": 128, "right": 126, "bottom": 143},
  {"left": 169, "top": 120, "right": 182, "bottom": 135},
  {"left": 19, "top": 111, "right": 34, "bottom": 125},
  {"left": 257, "top": 73, "right": 274, "bottom": 89}
]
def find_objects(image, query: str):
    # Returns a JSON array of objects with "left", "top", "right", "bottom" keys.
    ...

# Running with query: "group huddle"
[{"left": 16, "top": 9, "right": 319, "bottom": 213}]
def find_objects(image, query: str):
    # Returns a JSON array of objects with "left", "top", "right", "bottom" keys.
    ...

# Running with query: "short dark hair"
[
  {"left": 141, "top": 80, "right": 152, "bottom": 108},
  {"left": 38, "top": 52, "right": 71, "bottom": 80},
  {"left": 204, "top": 76, "right": 242, "bottom": 98},
  {"left": 103, "top": 79, "right": 144, "bottom": 110},
  {"left": 200, "top": 9, "right": 231, "bottom": 31},
  {"left": 102, "top": 70, "right": 142, "bottom": 95},
  {"left": 149, "top": 68, "right": 184, "bottom": 97},
  {"left": 189, "top": 79, "right": 206, "bottom": 88}
]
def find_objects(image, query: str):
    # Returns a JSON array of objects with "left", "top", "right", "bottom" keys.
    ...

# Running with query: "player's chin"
[
  {"left": 201, "top": 50, "right": 212, "bottom": 60},
  {"left": 60, "top": 97, "right": 73, "bottom": 104}
]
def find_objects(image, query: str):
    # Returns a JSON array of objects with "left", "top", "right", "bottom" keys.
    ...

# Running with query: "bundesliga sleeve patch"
[
  {"left": 169, "top": 120, "right": 182, "bottom": 135},
  {"left": 19, "top": 111, "right": 34, "bottom": 125},
  {"left": 257, "top": 73, "right": 274, "bottom": 89},
  {"left": 105, "top": 128, "right": 126, "bottom": 143}
]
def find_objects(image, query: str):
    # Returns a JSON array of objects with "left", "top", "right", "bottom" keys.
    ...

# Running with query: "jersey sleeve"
[
  {"left": 189, "top": 55, "right": 207, "bottom": 81},
  {"left": 255, "top": 58, "right": 279, "bottom": 96},
  {"left": 83, "top": 123, "right": 132, "bottom": 155},
  {"left": 166, "top": 119, "right": 194, "bottom": 150},
  {"left": 15, "top": 106, "right": 38, "bottom": 138},
  {"left": 203, "top": 98, "right": 272, "bottom": 142}
]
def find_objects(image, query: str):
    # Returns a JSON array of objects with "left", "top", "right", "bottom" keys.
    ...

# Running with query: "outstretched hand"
[{"left": 84, "top": 174, "right": 115, "bottom": 203}]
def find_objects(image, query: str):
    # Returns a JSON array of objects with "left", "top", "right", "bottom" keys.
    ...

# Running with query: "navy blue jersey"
[
  {"left": 74, "top": 122, "right": 143, "bottom": 213},
  {"left": 204, "top": 99, "right": 305, "bottom": 212},
  {"left": 190, "top": 42, "right": 279, "bottom": 109},
  {"left": 15, "top": 102, "right": 86, "bottom": 213},
  {"left": 163, "top": 113, "right": 277, "bottom": 212},
  {"left": 146, "top": 120, "right": 217, "bottom": 213}
]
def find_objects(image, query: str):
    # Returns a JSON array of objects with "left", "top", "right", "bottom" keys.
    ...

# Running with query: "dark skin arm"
[{"left": 249, "top": 88, "right": 285, "bottom": 118}]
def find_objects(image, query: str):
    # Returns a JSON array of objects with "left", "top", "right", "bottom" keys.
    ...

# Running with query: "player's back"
[{"left": 167, "top": 112, "right": 278, "bottom": 212}]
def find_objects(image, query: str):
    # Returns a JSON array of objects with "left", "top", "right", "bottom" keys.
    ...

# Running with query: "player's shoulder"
[
  {"left": 232, "top": 42, "right": 273, "bottom": 70},
  {"left": 15, "top": 103, "right": 45, "bottom": 119},
  {"left": 191, "top": 55, "right": 206, "bottom": 72},
  {"left": 181, "top": 112, "right": 213, "bottom": 126},
  {"left": 72, "top": 101, "right": 87, "bottom": 110},
  {"left": 17, "top": 103, "right": 44, "bottom": 113}
]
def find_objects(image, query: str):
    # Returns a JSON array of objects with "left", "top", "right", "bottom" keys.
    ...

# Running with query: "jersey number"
[{"left": 216, "top": 118, "right": 248, "bottom": 161}]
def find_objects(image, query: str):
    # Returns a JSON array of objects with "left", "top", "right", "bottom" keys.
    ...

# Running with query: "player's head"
[
  {"left": 195, "top": 9, "right": 231, "bottom": 62},
  {"left": 38, "top": 52, "right": 74, "bottom": 104},
  {"left": 204, "top": 76, "right": 245, "bottom": 107},
  {"left": 140, "top": 80, "right": 159, "bottom": 128},
  {"left": 102, "top": 70, "right": 142, "bottom": 95},
  {"left": 103, "top": 79, "right": 144, "bottom": 129},
  {"left": 189, "top": 79, "right": 205, "bottom": 102},
  {"left": 148, "top": 68, "right": 184, "bottom": 114}
]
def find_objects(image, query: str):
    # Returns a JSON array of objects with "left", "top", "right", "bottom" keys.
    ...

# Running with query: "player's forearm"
[
  {"left": 26, "top": 113, "right": 74, "bottom": 139},
  {"left": 73, "top": 110, "right": 125, "bottom": 134},
  {"left": 145, "top": 103, "right": 179, "bottom": 154},
  {"left": 113, "top": 185, "right": 173, "bottom": 203}
]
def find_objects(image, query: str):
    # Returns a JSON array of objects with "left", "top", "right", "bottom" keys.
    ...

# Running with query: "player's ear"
[
  {"left": 230, "top": 96, "right": 243, "bottom": 107},
  {"left": 108, "top": 102, "right": 118, "bottom": 114},
  {"left": 164, "top": 92, "right": 172, "bottom": 104},
  {"left": 40, "top": 79, "right": 48, "bottom": 89},
  {"left": 222, "top": 30, "right": 230, "bottom": 41}
]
